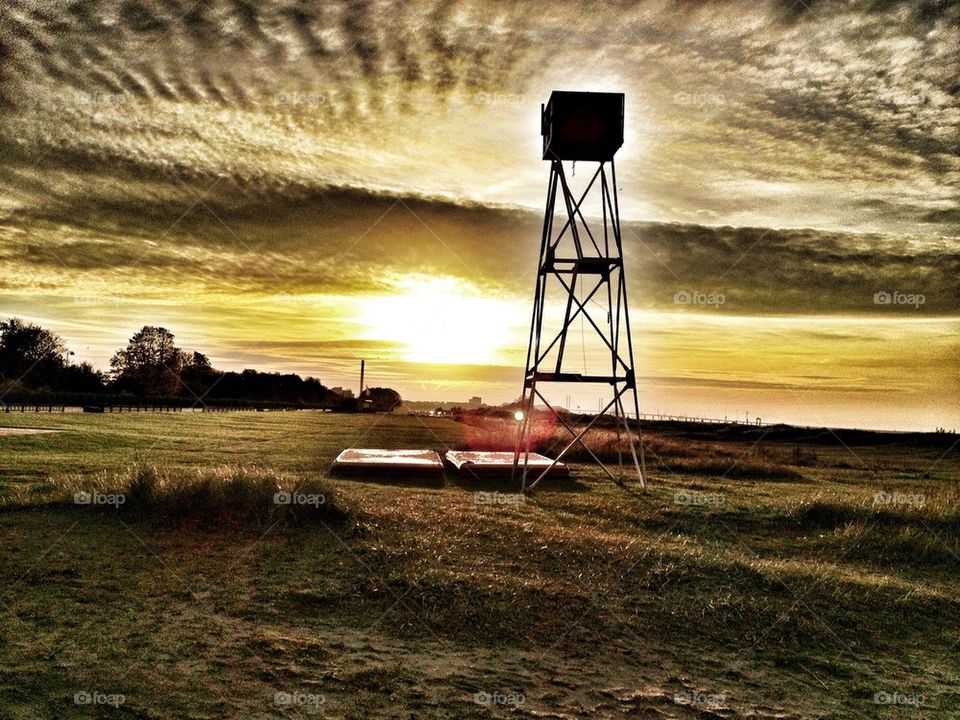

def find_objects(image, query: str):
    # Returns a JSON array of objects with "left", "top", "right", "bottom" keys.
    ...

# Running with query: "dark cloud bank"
[{"left": 3, "top": 177, "right": 957, "bottom": 315}]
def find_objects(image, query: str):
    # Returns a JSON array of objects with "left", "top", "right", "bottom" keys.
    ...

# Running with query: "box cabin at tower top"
[{"left": 541, "top": 91, "right": 624, "bottom": 162}]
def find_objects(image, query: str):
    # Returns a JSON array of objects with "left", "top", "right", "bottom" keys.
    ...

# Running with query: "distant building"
[
  {"left": 330, "top": 387, "right": 355, "bottom": 399},
  {"left": 468, "top": 396, "right": 482, "bottom": 408}
]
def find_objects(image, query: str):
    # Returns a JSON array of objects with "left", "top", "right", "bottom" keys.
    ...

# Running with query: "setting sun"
[{"left": 360, "top": 277, "right": 521, "bottom": 366}]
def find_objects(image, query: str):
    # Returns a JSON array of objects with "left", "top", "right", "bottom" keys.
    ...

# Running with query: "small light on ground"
[{"left": 514, "top": 410, "right": 525, "bottom": 421}]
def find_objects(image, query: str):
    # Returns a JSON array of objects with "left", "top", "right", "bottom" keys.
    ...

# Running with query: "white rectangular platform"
[
  {"left": 444, "top": 450, "right": 568, "bottom": 477},
  {"left": 332, "top": 448, "right": 444, "bottom": 477}
]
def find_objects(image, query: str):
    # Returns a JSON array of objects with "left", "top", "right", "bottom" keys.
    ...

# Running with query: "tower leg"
[{"left": 513, "top": 159, "right": 646, "bottom": 493}]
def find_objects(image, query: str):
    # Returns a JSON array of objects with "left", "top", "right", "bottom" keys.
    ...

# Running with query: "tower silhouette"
[{"left": 513, "top": 91, "right": 646, "bottom": 492}]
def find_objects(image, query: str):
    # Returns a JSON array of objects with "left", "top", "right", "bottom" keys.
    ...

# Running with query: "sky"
[{"left": 0, "top": 0, "right": 958, "bottom": 430}]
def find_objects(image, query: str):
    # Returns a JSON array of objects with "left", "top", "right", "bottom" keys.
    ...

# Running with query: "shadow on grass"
[
  {"left": 329, "top": 466, "right": 446, "bottom": 489},
  {"left": 444, "top": 468, "right": 590, "bottom": 493}
]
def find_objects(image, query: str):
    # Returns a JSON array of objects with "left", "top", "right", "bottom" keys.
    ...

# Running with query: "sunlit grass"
[{"left": 1, "top": 412, "right": 958, "bottom": 717}]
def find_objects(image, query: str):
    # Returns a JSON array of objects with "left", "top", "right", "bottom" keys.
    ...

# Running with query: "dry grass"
[
  {"left": 787, "top": 489, "right": 960, "bottom": 567},
  {"left": 32, "top": 465, "right": 350, "bottom": 528},
  {"left": 459, "top": 416, "right": 803, "bottom": 480},
  {"left": 2, "top": 411, "right": 958, "bottom": 718}
]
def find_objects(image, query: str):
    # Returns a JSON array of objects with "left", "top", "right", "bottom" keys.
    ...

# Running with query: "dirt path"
[{"left": 0, "top": 427, "right": 59, "bottom": 435}]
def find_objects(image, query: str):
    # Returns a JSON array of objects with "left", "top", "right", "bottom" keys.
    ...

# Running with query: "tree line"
[{"left": 0, "top": 319, "right": 400, "bottom": 411}]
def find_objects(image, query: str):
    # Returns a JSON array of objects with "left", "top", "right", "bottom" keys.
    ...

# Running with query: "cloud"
[
  {"left": 0, "top": 0, "right": 958, "bottom": 235},
  {"left": 2, "top": 177, "right": 957, "bottom": 314}
]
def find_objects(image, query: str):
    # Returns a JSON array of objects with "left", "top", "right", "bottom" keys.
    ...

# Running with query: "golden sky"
[{"left": 0, "top": 0, "right": 958, "bottom": 430}]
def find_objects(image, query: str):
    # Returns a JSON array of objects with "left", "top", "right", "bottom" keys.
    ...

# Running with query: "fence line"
[
  {"left": 2, "top": 404, "right": 67, "bottom": 413},
  {"left": 2, "top": 404, "right": 334, "bottom": 414},
  {"left": 637, "top": 413, "right": 765, "bottom": 426},
  {"left": 2, "top": 405, "right": 764, "bottom": 424}
]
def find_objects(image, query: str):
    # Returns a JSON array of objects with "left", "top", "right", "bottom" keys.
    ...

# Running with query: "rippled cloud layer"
[{"left": 2, "top": 0, "right": 958, "bottom": 232}]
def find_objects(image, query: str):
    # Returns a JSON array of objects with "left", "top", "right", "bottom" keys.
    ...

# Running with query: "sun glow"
[{"left": 360, "top": 277, "right": 520, "bottom": 365}]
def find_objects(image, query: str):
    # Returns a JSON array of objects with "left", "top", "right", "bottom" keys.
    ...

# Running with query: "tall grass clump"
[
  {"left": 786, "top": 490, "right": 960, "bottom": 567},
  {"left": 66, "top": 465, "right": 350, "bottom": 528}
]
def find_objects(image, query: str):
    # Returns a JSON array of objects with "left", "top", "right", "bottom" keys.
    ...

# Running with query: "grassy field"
[{"left": 1, "top": 410, "right": 958, "bottom": 718}]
